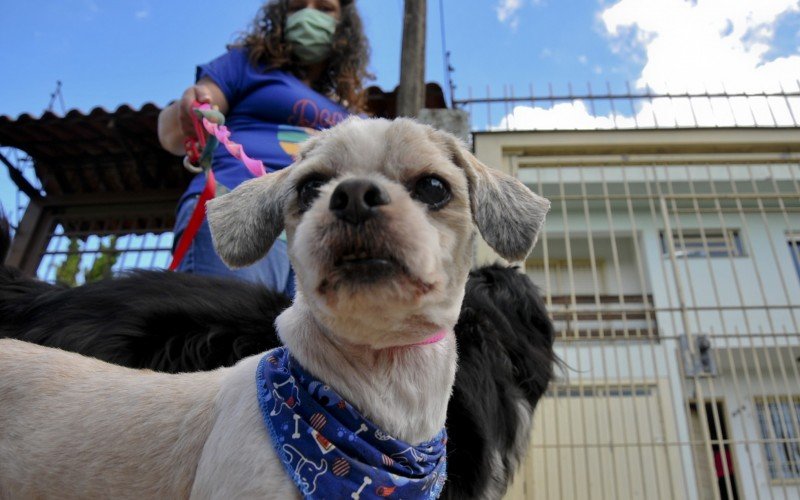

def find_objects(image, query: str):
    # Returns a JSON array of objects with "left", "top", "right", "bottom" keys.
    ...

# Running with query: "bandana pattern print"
[{"left": 256, "top": 347, "right": 447, "bottom": 499}]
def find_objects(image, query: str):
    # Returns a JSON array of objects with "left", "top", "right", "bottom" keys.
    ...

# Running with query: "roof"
[{"left": 0, "top": 104, "right": 188, "bottom": 198}]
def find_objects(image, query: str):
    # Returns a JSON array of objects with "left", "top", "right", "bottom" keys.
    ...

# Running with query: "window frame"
[
  {"left": 788, "top": 234, "right": 800, "bottom": 282},
  {"left": 660, "top": 228, "right": 745, "bottom": 259},
  {"left": 754, "top": 396, "right": 800, "bottom": 483}
]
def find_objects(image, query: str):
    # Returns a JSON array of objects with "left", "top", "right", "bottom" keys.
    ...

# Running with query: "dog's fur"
[
  {"left": 0, "top": 267, "right": 291, "bottom": 372},
  {"left": 0, "top": 118, "right": 551, "bottom": 499}
]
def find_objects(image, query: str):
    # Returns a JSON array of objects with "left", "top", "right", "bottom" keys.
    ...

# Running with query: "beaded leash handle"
[
  {"left": 183, "top": 103, "right": 267, "bottom": 177},
  {"left": 195, "top": 104, "right": 267, "bottom": 177}
]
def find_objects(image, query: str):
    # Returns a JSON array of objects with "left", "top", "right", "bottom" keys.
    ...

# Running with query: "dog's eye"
[
  {"left": 297, "top": 177, "right": 328, "bottom": 211},
  {"left": 413, "top": 176, "right": 451, "bottom": 209}
]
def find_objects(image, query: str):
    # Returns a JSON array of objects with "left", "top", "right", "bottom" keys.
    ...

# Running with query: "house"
[{"left": 468, "top": 89, "right": 800, "bottom": 499}]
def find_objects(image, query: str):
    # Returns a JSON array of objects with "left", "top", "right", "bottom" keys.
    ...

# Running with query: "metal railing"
[
  {"left": 457, "top": 81, "right": 800, "bottom": 132},
  {"left": 37, "top": 222, "right": 173, "bottom": 286},
  {"left": 0, "top": 146, "right": 38, "bottom": 230}
]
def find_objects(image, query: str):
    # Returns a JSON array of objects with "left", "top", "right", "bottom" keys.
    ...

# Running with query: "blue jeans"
[{"left": 174, "top": 196, "right": 296, "bottom": 297}]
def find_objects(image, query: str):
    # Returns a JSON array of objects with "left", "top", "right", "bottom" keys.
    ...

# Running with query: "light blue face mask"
[{"left": 285, "top": 8, "right": 338, "bottom": 64}]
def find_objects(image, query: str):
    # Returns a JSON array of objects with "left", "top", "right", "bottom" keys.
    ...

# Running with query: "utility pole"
[{"left": 397, "top": 0, "right": 426, "bottom": 118}]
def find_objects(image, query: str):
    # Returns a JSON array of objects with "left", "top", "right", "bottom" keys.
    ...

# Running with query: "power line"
[{"left": 438, "top": 0, "right": 455, "bottom": 107}]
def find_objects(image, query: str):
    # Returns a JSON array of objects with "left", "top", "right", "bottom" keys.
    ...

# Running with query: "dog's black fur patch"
[
  {"left": 443, "top": 265, "right": 556, "bottom": 499},
  {"left": 0, "top": 220, "right": 555, "bottom": 499},
  {"left": 0, "top": 268, "right": 291, "bottom": 372}
]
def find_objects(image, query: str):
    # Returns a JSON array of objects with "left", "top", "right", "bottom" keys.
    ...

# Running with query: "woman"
[{"left": 158, "top": 0, "right": 371, "bottom": 295}]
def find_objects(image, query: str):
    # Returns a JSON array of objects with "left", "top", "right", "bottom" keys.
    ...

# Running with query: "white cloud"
[
  {"left": 497, "top": 1, "right": 546, "bottom": 29},
  {"left": 496, "top": 101, "right": 633, "bottom": 131},
  {"left": 135, "top": 9, "right": 150, "bottom": 19},
  {"left": 578, "top": 55, "right": 588, "bottom": 64},
  {"left": 600, "top": 0, "right": 800, "bottom": 93},
  {"left": 497, "top": 0, "right": 523, "bottom": 23},
  {"left": 493, "top": 0, "right": 800, "bottom": 130}
]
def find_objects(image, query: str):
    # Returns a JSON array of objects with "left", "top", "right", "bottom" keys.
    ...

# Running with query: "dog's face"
[{"left": 207, "top": 118, "right": 549, "bottom": 348}]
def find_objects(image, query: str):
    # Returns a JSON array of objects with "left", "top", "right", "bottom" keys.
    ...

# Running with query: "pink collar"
[{"left": 411, "top": 329, "right": 449, "bottom": 347}]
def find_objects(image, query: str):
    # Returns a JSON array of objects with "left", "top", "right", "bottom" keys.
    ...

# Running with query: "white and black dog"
[{"left": 0, "top": 118, "right": 555, "bottom": 499}]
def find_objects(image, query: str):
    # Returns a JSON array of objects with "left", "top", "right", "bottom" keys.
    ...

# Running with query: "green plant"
[{"left": 54, "top": 236, "right": 120, "bottom": 286}]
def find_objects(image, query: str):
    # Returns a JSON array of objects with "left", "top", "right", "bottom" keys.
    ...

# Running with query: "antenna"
[{"left": 46, "top": 80, "right": 65, "bottom": 114}]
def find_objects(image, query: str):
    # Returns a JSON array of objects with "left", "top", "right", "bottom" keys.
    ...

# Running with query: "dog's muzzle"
[
  {"left": 318, "top": 178, "right": 407, "bottom": 288},
  {"left": 329, "top": 179, "right": 390, "bottom": 225}
]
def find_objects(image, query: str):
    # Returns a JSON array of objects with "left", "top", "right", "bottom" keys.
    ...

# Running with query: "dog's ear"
[
  {"left": 206, "top": 169, "right": 291, "bottom": 268},
  {"left": 433, "top": 130, "right": 550, "bottom": 262}
]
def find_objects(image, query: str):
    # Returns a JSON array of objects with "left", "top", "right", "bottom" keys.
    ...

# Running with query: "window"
[
  {"left": 660, "top": 229, "right": 744, "bottom": 258},
  {"left": 755, "top": 398, "right": 800, "bottom": 480},
  {"left": 551, "top": 386, "right": 653, "bottom": 398},
  {"left": 789, "top": 235, "right": 800, "bottom": 281},
  {"left": 526, "top": 258, "right": 606, "bottom": 296}
]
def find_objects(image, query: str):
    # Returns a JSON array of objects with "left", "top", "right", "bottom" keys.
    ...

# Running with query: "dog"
[
  {"left": 0, "top": 117, "right": 551, "bottom": 499},
  {"left": 0, "top": 262, "right": 555, "bottom": 499}
]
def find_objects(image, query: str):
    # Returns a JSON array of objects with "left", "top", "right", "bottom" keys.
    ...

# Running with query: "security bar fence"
[
  {"left": 457, "top": 81, "right": 800, "bottom": 132},
  {"left": 38, "top": 218, "right": 173, "bottom": 286},
  {"left": 2, "top": 145, "right": 172, "bottom": 284},
  {"left": 1, "top": 146, "right": 176, "bottom": 285},
  {"left": 482, "top": 128, "right": 800, "bottom": 500}
]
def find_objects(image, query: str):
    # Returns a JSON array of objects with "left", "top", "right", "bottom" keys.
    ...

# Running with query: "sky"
[{"left": 1, "top": 0, "right": 799, "bottom": 222}]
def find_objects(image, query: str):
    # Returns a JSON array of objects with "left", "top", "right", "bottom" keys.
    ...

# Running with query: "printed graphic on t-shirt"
[
  {"left": 277, "top": 125, "right": 316, "bottom": 158},
  {"left": 288, "top": 99, "right": 347, "bottom": 129}
]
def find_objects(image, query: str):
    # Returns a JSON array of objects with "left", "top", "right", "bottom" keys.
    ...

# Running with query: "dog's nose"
[{"left": 329, "top": 179, "right": 390, "bottom": 225}]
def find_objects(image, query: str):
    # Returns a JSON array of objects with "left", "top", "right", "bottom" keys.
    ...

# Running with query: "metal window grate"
[{"left": 755, "top": 398, "right": 800, "bottom": 480}]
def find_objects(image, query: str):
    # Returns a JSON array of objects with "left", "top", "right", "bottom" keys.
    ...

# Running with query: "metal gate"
[{"left": 487, "top": 131, "right": 800, "bottom": 500}]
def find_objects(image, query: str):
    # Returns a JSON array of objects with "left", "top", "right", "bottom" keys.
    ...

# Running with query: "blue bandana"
[{"left": 256, "top": 347, "right": 447, "bottom": 499}]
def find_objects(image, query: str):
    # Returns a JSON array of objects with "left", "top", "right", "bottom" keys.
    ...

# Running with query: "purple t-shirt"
[{"left": 180, "top": 48, "right": 350, "bottom": 204}]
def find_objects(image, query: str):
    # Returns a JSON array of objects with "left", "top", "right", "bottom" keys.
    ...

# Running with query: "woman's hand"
[
  {"left": 158, "top": 78, "right": 229, "bottom": 156},
  {"left": 177, "top": 84, "right": 212, "bottom": 139}
]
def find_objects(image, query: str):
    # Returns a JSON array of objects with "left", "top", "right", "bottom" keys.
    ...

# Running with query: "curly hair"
[{"left": 236, "top": 0, "right": 373, "bottom": 112}]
